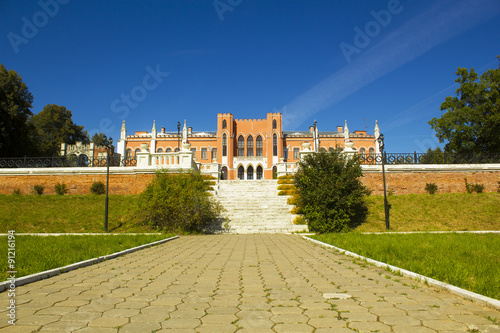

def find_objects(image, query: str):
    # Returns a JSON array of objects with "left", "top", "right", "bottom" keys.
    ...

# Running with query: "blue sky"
[{"left": 1, "top": 0, "right": 499, "bottom": 153}]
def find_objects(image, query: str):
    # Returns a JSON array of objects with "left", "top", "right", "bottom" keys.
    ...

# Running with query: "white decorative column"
[
  {"left": 117, "top": 120, "right": 127, "bottom": 159},
  {"left": 136, "top": 143, "right": 151, "bottom": 168}
]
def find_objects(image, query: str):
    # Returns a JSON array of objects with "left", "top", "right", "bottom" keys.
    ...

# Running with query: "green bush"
[
  {"left": 54, "top": 182, "right": 69, "bottom": 195},
  {"left": 498, "top": 181, "right": 500, "bottom": 193},
  {"left": 90, "top": 181, "right": 106, "bottom": 195},
  {"left": 294, "top": 150, "right": 369, "bottom": 233},
  {"left": 32, "top": 184, "right": 45, "bottom": 195},
  {"left": 465, "top": 178, "right": 485, "bottom": 194},
  {"left": 277, "top": 184, "right": 295, "bottom": 191},
  {"left": 137, "top": 171, "right": 225, "bottom": 233},
  {"left": 12, "top": 189, "right": 21, "bottom": 195},
  {"left": 425, "top": 183, "right": 438, "bottom": 195},
  {"left": 293, "top": 215, "right": 307, "bottom": 225}
]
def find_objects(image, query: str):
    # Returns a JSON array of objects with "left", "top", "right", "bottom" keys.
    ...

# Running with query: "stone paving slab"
[{"left": 1, "top": 234, "right": 500, "bottom": 332}]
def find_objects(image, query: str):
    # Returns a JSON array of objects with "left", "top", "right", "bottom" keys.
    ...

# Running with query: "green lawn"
[
  {"left": 310, "top": 233, "right": 500, "bottom": 300},
  {"left": 356, "top": 192, "right": 500, "bottom": 232},
  {"left": 0, "top": 194, "right": 150, "bottom": 233},
  {"left": 0, "top": 234, "right": 174, "bottom": 281}
]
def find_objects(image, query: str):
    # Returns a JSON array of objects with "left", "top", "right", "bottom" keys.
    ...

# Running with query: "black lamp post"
[
  {"left": 377, "top": 134, "right": 390, "bottom": 230},
  {"left": 177, "top": 122, "right": 181, "bottom": 151},
  {"left": 104, "top": 144, "right": 111, "bottom": 233}
]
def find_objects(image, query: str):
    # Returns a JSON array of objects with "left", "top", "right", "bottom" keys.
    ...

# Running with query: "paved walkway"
[{"left": 1, "top": 235, "right": 499, "bottom": 332}]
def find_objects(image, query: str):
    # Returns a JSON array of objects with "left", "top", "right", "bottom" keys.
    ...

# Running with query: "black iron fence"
[
  {"left": 0, "top": 152, "right": 499, "bottom": 168},
  {"left": 0, "top": 155, "right": 137, "bottom": 168},
  {"left": 358, "top": 152, "right": 500, "bottom": 165}
]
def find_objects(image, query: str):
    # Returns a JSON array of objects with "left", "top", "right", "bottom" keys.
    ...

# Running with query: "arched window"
[
  {"left": 256, "top": 135, "right": 263, "bottom": 156},
  {"left": 272, "top": 119, "right": 277, "bottom": 129},
  {"left": 221, "top": 166, "right": 228, "bottom": 180},
  {"left": 360, "top": 148, "right": 366, "bottom": 156},
  {"left": 256, "top": 166, "right": 263, "bottom": 179},
  {"left": 247, "top": 135, "right": 253, "bottom": 157},
  {"left": 134, "top": 148, "right": 141, "bottom": 156},
  {"left": 126, "top": 149, "right": 132, "bottom": 158},
  {"left": 238, "top": 135, "right": 244, "bottom": 157},
  {"left": 174, "top": 147, "right": 180, "bottom": 152},
  {"left": 156, "top": 148, "right": 163, "bottom": 153},
  {"left": 369, "top": 148, "right": 375, "bottom": 157},
  {"left": 320, "top": 148, "right": 326, "bottom": 152},
  {"left": 222, "top": 134, "right": 227, "bottom": 156},
  {"left": 166, "top": 148, "right": 172, "bottom": 153},
  {"left": 329, "top": 147, "right": 335, "bottom": 153},
  {"left": 238, "top": 166, "right": 244, "bottom": 180},
  {"left": 273, "top": 134, "right": 278, "bottom": 156},
  {"left": 222, "top": 119, "right": 227, "bottom": 129},
  {"left": 247, "top": 165, "right": 254, "bottom": 180}
]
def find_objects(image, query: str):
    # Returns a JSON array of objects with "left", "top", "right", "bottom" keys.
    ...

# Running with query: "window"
[
  {"left": 329, "top": 147, "right": 335, "bottom": 153},
  {"left": 256, "top": 136, "right": 263, "bottom": 156},
  {"left": 247, "top": 165, "right": 253, "bottom": 180},
  {"left": 126, "top": 149, "right": 132, "bottom": 157},
  {"left": 238, "top": 166, "right": 244, "bottom": 180},
  {"left": 360, "top": 148, "right": 366, "bottom": 156},
  {"left": 201, "top": 148, "right": 207, "bottom": 159},
  {"left": 166, "top": 148, "right": 172, "bottom": 153},
  {"left": 320, "top": 148, "right": 326, "bottom": 152},
  {"left": 222, "top": 119, "right": 227, "bottom": 129},
  {"left": 283, "top": 148, "right": 288, "bottom": 160},
  {"left": 369, "top": 148, "right": 375, "bottom": 157},
  {"left": 222, "top": 134, "right": 227, "bottom": 156},
  {"left": 134, "top": 148, "right": 141, "bottom": 156},
  {"left": 293, "top": 148, "right": 300, "bottom": 159},
  {"left": 247, "top": 135, "right": 253, "bottom": 157},
  {"left": 156, "top": 148, "right": 163, "bottom": 153},
  {"left": 191, "top": 148, "right": 196, "bottom": 158},
  {"left": 211, "top": 148, "right": 217, "bottom": 160},
  {"left": 256, "top": 166, "right": 263, "bottom": 179},
  {"left": 174, "top": 147, "right": 180, "bottom": 152},
  {"left": 238, "top": 135, "right": 244, "bottom": 157},
  {"left": 273, "top": 119, "right": 277, "bottom": 129},
  {"left": 273, "top": 134, "right": 278, "bottom": 156}
]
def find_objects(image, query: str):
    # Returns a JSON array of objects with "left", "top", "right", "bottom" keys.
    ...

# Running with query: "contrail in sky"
[{"left": 281, "top": 0, "right": 500, "bottom": 130}]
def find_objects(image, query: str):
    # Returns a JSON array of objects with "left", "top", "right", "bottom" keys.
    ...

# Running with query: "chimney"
[
  {"left": 309, "top": 126, "right": 314, "bottom": 132},
  {"left": 337, "top": 126, "right": 343, "bottom": 132},
  {"left": 161, "top": 127, "right": 165, "bottom": 133},
  {"left": 188, "top": 127, "right": 192, "bottom": 135}
]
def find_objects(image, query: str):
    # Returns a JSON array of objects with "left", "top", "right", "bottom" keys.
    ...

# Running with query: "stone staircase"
[{"left": 215, "top": 180, "right": 307, "bottom": 234}]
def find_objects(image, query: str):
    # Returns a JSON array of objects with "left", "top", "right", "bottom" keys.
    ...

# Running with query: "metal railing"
[
  {"left": 358, "top": 152, "right": 500, "bottom": 165},
  {"left": 0, "top": 155, "right": 137, "bottom": 168}
]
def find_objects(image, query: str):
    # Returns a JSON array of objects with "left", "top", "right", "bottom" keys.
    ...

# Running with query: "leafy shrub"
[
  {"left": 293, "top": 215, "right": 307, "bottom": 225},
  {"left": 32, "top": 184, "right": 45, "bottom": 195},
  {"left": 55, "top": 182, "right": 69, "bottom": 195},
  {"left": 277, "top": 184, "right": 295, "bottom": 191},
  {"left": 90, "top": 181, "right": 106, "bottom": 195},
  {"left": 12, "top": 188, "right": 21, "bottom": 195},
  {"left": 425, "top": 183, "right": 438, "bottom": 195},
  {"left": 137, "top": 171, "right": 225, "bottom": 233},
  {"left": 498, "top": 181, "right": 500, "bottom": 193},
  {"left": 465, "top": 178, "right": 485, "bottom": 194},
  {"left": 294, "top": 150, "right": 369, "bottom": 233}
]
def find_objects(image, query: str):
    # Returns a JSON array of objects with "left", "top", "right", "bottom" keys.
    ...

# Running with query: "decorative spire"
[
  {"left": 120, "top": 120, "right": 127, "bottom": 140},
  {"left": 374, "top": 120, "right": 380, "bottom": 140},
  {"left": 152, "top": 120, "right": 157, "bottom": 134},
  {"left": 343, "top": 120, "right": 350, "bottom": 142}
]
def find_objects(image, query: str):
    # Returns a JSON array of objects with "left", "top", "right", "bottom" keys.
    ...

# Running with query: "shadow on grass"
[{"left": 349, "top": 199, "right": 369, "bottom": 230}]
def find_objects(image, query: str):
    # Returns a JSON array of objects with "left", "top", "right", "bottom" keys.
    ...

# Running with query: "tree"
[
  {"left": 429, "top": 64, "right": 500, "bottom": 155},
  {"left": 31, "top": 104, "right": 89, "bottom": 156},
  {"left": 419, "top": 147, "right": 445, "bottom": 164},
  {"left": 91, "top": 132, "right": 113, "bottom": 147},
  {"left": 294, "top": 149, "right": 369, "bottom": 233},
  {"left": 0, "top": 64, "right": 37, "bottom": 157}
]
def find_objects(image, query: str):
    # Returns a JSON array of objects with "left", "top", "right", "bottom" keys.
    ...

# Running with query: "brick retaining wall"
[{"left": 0, "top": 165, "right": 499, "bottom": 195}]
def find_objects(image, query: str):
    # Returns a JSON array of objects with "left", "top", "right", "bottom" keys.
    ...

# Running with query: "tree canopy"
[
  {"left": 429, "top": 64, "right": 500, "bottom": 155},
  {"left": 31, "top": 104, "right": 89, "bottom": 156},
  {"left": 0, "top": 64, "right": 36, "bottom": 157},
  {"left": 91, "top": 132, "right": 113, "bottom": 147}
]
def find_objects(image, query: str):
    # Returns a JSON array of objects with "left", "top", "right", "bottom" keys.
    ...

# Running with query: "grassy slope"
[
  {"left": 0, "top": 234, "right": 174, "bottom": 281},
  {"left": 0, "top": 194, "right": 151, "bottom": 233},
  {"left": 311, "top": 233, "right": 500, "bottom": 300},
  {"left": 356, "top": 192, "right": 500, "bottom": 232}
]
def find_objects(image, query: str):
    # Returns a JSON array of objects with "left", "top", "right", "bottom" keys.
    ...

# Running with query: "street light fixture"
[
  {"left": 377, "top": 133, "right": 390, "bottom": 230},
  {"left": 104, "top": 138, "right": 113, "bottom": 233},
  {"left": 177, "top": 122, "right": 181, "bottom": 151}
]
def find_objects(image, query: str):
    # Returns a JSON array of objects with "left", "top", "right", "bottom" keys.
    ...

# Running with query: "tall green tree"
[
  {"left": 429, "top": 63, "right": 500, "bottom": 155},
  {"left": 91, "top": 132, "right": 113, "bottom": 147},
  {"left": 0, "top": 64, "right": 37, "bottom": 157},
  {"left": 294, "top": 149, "right": 369, "bottom": 233},
  {"left": 31, "top": 104, "right": 89, "bottom": 156}
]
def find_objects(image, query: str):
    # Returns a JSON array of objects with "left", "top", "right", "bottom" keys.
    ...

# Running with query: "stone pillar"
[{"left": 136, "top": 143, "right": 151, "bottom": 168}]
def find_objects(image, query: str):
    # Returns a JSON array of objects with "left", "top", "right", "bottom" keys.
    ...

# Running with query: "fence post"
[{"left": 414, "top": 151, "right": 417, "bottom": 164}]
